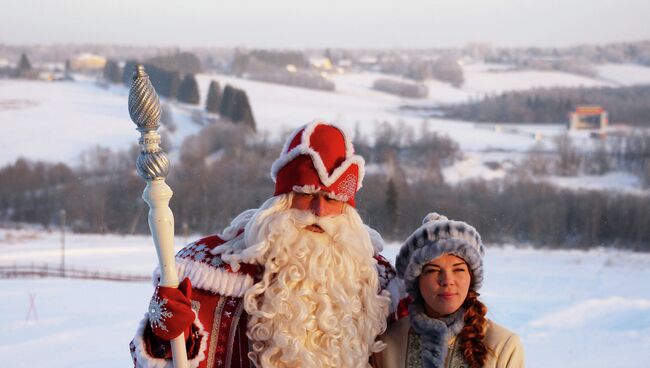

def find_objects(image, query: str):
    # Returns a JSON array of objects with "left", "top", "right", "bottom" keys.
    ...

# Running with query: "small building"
[
  {"left": 69, "top": 53, "right": 106, "bottom": 71},
  {"left": 308, "top": 57, "right": 333, "bottom": 71},
  {"left": 569, "top": 105, "right": 608, "bottom": 131}
]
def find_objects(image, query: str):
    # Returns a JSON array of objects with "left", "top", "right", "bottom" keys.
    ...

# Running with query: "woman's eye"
[{"left": 453, "top": 268, "right": 466, "bottom": 273}]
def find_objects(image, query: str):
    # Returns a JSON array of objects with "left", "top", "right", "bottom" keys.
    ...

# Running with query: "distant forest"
[
  {"left": 439, "top": 84, "right": 650, "bottom": 126},
  {"left": 1, "top": 122, "right": 649, "bottom": 251}
]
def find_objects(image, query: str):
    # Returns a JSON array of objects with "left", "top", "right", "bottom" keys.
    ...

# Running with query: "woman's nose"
[{"left": 439, "top": 270, "right": 454, "bottom": 286}]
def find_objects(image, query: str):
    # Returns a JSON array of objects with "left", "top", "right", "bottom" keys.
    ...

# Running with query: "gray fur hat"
[{"left": 396, "top": 213, "right": 485, "bottom": 301}]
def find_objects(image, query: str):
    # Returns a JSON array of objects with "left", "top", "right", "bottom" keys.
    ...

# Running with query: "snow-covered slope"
[
  {"left": 0, "top": 80, "right": 134, "bottom": 165},
  {"left": 596, "top": 63, "right": 650, "bottom": 86},
  {"left": 462, "top": 65, "right": 613, "bottom": 96}
]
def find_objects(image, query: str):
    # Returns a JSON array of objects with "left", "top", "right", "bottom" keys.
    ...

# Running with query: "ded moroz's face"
[
  {"left": 290, "top": 192, "right": 345, "bottom": 233},
  {"left": 418, "top": 254, "right": 471, "bottom": 318}
]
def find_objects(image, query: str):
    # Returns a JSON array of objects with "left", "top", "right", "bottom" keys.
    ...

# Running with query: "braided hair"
[{"left": 458, "top": 290, "right": 490, "bottom": 368}]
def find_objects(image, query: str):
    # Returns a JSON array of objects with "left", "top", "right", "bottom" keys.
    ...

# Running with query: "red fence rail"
[{"left": 0, "top": 263, "right": 150, "bottom": 282}]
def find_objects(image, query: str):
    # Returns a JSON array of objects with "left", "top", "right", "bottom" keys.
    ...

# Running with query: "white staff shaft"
[{"left": 143, "top": 180, "right": 188, "bottom": 368}]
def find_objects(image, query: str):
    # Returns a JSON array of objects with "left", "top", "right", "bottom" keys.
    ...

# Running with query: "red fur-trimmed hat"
[{"left": 271, "top": 121, "right": 365, "bottom": 207}]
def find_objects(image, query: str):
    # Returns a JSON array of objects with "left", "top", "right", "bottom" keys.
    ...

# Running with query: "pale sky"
[{"left": 2, "top": 0, "right": 650, "bottom": 49}]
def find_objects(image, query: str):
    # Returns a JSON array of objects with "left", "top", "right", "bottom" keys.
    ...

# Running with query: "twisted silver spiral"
[
  {"left": 128, "top": 65, "right": 161, "bottom": 131},
  {"left": 137, "top": 150, "right": 170, "bottom": 180},
  {"left": 128, "top": 64, "right": 169, "bottom": 180}
]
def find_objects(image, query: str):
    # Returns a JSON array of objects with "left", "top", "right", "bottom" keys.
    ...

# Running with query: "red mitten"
[{"left": 149, "top": 278, "right": 194, "bottom": 340}]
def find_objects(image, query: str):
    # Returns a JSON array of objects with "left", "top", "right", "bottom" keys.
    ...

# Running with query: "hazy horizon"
[{"left": 3, "top": 0, "right": 650, "bottom": 49}]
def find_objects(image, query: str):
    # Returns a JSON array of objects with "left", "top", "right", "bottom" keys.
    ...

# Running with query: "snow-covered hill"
[{"left": 596, "top": 63, "right": 650, "bottom": 86}]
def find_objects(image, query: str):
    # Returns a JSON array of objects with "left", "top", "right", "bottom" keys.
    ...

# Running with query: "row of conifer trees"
[
  {"left": 103, "top": 59, "right": 256, "bottom": 130},
  {"left": 1, "top": 122, "right": 649, "bottom": 250}
]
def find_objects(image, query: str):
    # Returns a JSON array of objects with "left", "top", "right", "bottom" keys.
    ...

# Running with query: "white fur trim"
[
  {"left": 291, "top": 184, "right": 321, "bottom": 194},
  {"left": 151, "top": 268, "right": 161, "bottom": 288},
  {"left": 324, "top": 191, "right": 350, "bottom": 202},
  {"left": 385, "top": 277, "right": 406, "bottom": 314},
  {"left": 152, "top": 256, "right": 255, "bottom": 298},
  {"left": 365, "top": 225, "right": 385, "bottom": 253},
  {"left": 131, "top": 312, "right": 208, "bottom": 368},
  {"left": 292, "top": 185, "right": 350, "bottom": 202},
  {"left": 175, "top": 258, "right": 254, "bottom": 297},
  {"left": 271, "top": 121, "right": 366, "bottom": 190},
  {"left": 151, "top": 258, "right": 254, "bottom": 297}
]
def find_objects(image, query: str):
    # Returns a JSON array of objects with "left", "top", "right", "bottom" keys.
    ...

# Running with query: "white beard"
[{"left": 220, "top": 194, "right": 390, "bottom": 368}]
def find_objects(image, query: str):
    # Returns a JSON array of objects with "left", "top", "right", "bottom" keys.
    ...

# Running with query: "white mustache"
[{"left": 284, "top": 209, "right": 343, "bottom": 235}]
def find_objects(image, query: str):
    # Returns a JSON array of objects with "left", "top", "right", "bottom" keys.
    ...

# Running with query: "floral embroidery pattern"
[
  {"left": 406, "top": 328, "right": 423, "bottom": 368},
  {"left": 177, "top": 240, "right": 229, "bottom": 271},
  {"left": 149, "top": 293, "right": 173, "bottom": 332},
  {"left": 447, "top": 338, "right": 470, "bottom": 368},
  {"left": 337, "top": 173, "right": 357, "bottom": 199}
]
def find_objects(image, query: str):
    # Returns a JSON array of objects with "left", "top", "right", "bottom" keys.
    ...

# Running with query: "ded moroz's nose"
[{"left": 311, "top": 195, "right": 327, "bottom": 217}]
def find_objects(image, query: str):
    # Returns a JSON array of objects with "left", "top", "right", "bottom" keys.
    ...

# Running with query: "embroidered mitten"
[{"left": 148, "top": 278, "right": 194, "bottom": 340}]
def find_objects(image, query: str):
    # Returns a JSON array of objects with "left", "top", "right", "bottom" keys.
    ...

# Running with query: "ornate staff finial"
[{"left": 128, "top": 64, "right": 169, "bottom": 180}]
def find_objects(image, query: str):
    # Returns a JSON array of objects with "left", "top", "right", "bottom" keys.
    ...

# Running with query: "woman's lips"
[{"left": 438, "top": 293, "right": 457, "bottom": 300}]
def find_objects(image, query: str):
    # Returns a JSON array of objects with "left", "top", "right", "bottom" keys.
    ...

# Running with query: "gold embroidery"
[{"left": 446, "top": 338, "right": 469, "bottom": 368}]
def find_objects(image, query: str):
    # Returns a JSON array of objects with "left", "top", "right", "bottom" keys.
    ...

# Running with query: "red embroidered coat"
[{"left": 130, "top": 233, "right": 405, "bottom": 368}]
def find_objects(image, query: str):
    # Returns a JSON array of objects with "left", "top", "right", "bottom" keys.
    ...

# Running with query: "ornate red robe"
[{"left": 130, "top": 232, "right": 404, "bottom": 368}]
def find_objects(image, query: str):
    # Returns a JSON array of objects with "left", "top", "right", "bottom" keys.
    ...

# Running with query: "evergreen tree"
[
  {"left": 206, "top": 80, "right": 221, "bottom": 114},
  {"left": 123, "top": 61, "right": 181, "bottom": 99},
  {"left": 17, "top": 52, "right": 34, "bottom": 78},
  {"left": 122, "top": 60, "right": 137, "bottom": 85},
  {"left": 103, "top": 59, "right": 122, "bottom": 84},
  {"left": 385, "top": 178, "right": 400, "bottom": 239},
  {"left": 231, "top": 90, "right": 256, "bottom": 131},
  {"left": 177, "top": 74, "right": 200, "bottom": 104},
  {"left": 64, "top": 59, "right": 71, "bottom": 75},
  {"left": 218, "top": 84, "right": 256, "bottom": 131},
  {"left": 19, "top": 53, "right": 32, "bottom": 71},
  {"left": 219, "top": 84, "right": 236, "bottom": 117}
]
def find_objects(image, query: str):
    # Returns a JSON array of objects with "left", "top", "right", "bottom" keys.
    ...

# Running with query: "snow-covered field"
[
  {"left": 596, "top": 63, "right": 650, "bottom": 86},
  {"left": 0, "top": 228, "right": 648, "bottom": 367}
]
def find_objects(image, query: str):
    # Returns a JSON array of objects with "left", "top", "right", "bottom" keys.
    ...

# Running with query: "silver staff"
[{"left": 128, "top": 64, "right": 188, "bottom": 368}]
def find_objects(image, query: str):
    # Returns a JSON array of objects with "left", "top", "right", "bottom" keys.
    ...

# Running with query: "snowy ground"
[{"left": 0, "top": 228, "right": 649, "bottom": 367}]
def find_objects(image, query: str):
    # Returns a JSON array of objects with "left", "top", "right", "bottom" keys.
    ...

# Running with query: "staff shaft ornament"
[{"left": 128, "top": 64, "right": 188, "bottom": 368}]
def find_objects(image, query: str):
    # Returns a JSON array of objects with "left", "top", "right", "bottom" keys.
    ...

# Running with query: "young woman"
[{"left": 375, "top": 213, "right": 524, "bottom": 368}]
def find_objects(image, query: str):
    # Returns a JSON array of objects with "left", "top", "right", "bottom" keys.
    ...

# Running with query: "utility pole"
[{"left": 60, "top": 209, "right": 66, "bottom": 277}]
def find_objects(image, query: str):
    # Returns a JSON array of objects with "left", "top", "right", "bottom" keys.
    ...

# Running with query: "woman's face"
[{"left": 418, "top": 254, "right": 471, "bottom": 318}]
